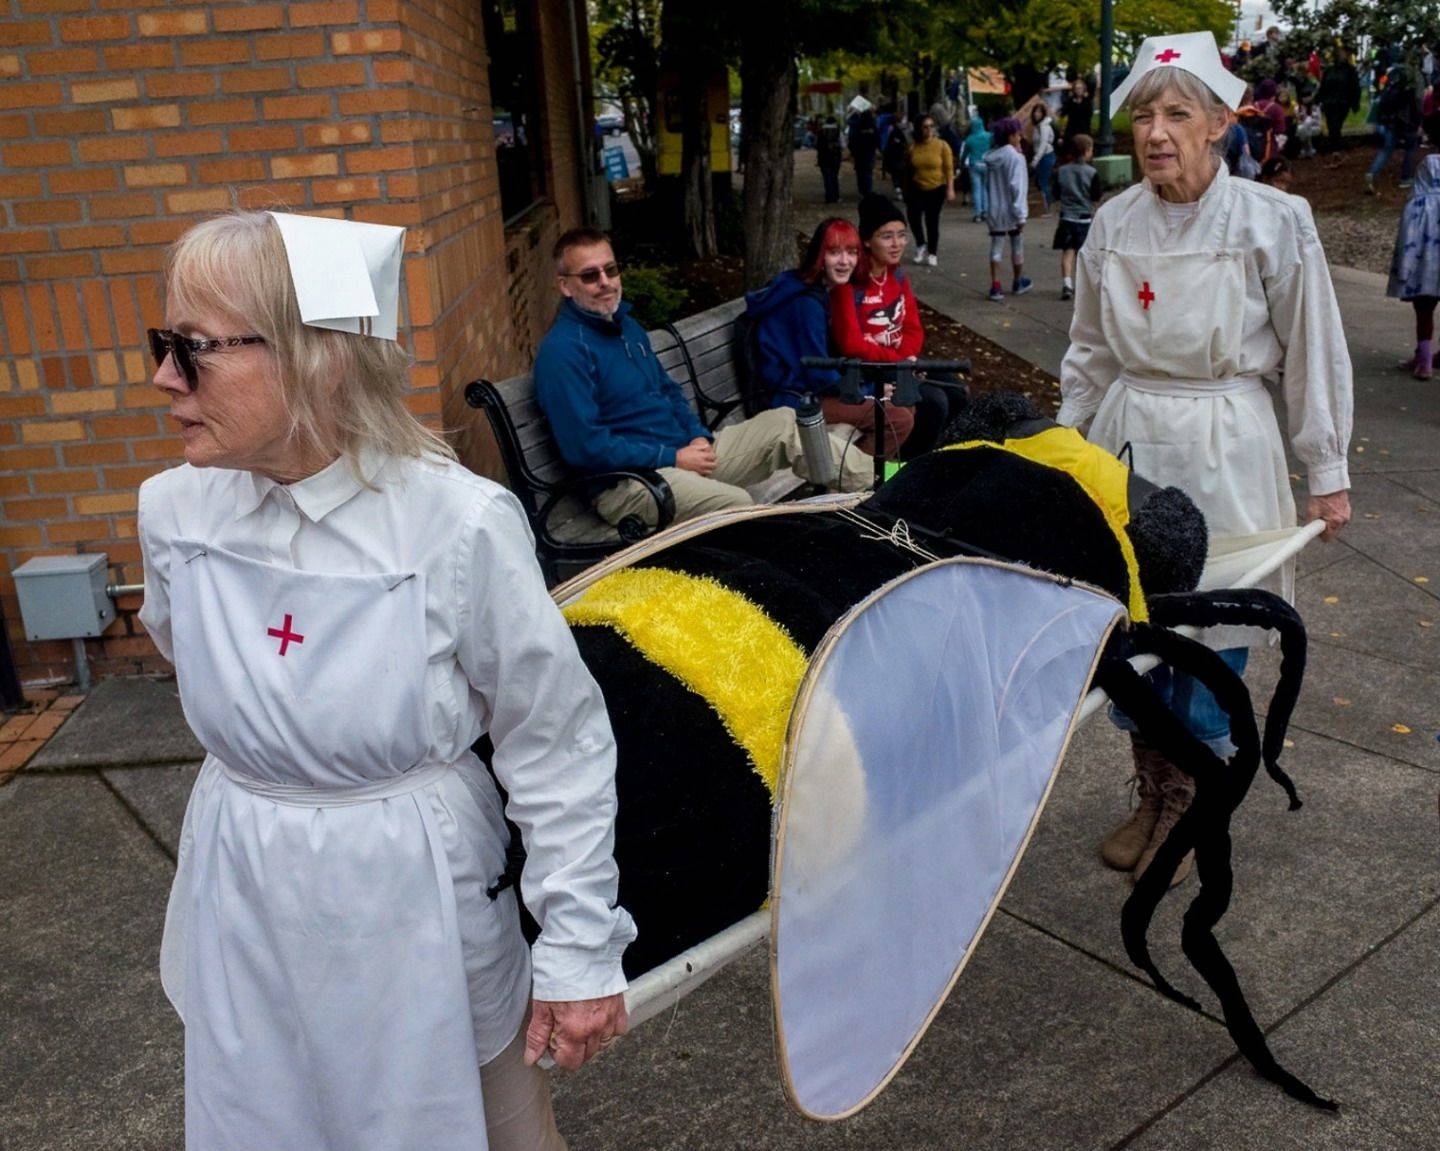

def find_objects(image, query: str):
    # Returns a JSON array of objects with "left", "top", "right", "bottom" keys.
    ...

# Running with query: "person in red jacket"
[{"left": 829, "top": 193, "right": 955, "bottom": 456}]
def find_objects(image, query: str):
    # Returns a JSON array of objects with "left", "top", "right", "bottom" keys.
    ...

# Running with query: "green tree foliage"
[
  {"left": 823, "top": 0, "right": 1233, "bottom": 104},
  {"left": 592, "top": 0, "right": 663, "bottom": 186},
  {"left": 1270, "top": 0, "right": 1440, "bottom": 54}
]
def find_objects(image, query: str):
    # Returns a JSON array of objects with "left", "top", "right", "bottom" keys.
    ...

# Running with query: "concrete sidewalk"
[{"left": 2, "top": 171, "right": 1438, "bottom": 1149}]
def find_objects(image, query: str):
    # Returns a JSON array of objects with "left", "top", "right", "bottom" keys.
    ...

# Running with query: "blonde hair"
[{"left": 165, "top": 210, "right": 455, "bottom": 470}]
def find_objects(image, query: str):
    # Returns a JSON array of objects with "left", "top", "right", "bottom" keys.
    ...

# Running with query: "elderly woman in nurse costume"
[
  {"left": 1057, "top": 32, "right": 1354, "bottom": 888},
  {"left": 138, "top": 210, "right": 634, "bottom": 1151}
]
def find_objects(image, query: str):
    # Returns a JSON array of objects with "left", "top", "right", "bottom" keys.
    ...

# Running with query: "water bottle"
[{"left": 795, "top": 395, "right": 837, "bottom": 489}]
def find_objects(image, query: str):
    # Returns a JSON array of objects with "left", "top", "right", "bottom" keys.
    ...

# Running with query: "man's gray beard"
[{"left": 573, "top": 286, "right": 623, "bottom": 319}]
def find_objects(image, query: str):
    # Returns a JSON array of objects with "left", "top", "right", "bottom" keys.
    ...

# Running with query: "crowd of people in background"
[{"left": 792, "top": 23, "right": 1440, "bottom": 316}]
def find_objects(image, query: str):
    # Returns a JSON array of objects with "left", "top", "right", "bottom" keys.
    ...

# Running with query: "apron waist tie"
[
  {"left": 1118, "top": 372, "right": 1265, "bottom": 399},
  {"left": 219, "top": 759, "right": 452, "bottom": 807}
]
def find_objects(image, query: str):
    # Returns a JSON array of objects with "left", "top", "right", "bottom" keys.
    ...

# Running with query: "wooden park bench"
[{"left": 465, "top": 298, "right": 760, "bottom": 585}]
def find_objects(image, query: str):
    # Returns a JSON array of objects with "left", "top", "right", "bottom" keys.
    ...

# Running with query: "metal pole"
[
  {"left": 70, "top": 637, "right": 91, "bottom": 694},
  {"left": 1096, "top": 0, "right": 1115, "bottom": 156},
  {"left": 565, "top": 0, "right": 600, "bottom": 227}
]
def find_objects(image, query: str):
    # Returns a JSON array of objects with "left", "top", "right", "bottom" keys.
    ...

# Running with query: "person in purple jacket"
[{"left": 534, "top": 228, "right": 869, "bottom": 531}]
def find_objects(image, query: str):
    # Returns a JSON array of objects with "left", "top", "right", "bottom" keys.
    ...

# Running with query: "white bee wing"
[{"left": 771, "top": 557, "right": 1124, "bottom": 1120}]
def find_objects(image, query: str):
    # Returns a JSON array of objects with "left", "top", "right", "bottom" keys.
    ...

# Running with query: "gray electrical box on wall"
[{"left": 12, "top": 554, "right": 114, "bottom": 640}]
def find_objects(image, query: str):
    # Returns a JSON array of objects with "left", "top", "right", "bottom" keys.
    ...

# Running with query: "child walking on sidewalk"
[
  {"left": 983, "top": 116, "right": 1031, "bottom": 301},
  {"left": 1387, "top": 152, "right": 1440, "bottom": 380},
  {"left": 1052, "top": 133, "right": 1102, "bottom": 301}
]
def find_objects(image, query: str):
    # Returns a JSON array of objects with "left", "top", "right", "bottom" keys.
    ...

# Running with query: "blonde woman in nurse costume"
[
  {"left": 138, "top": 210, "right": 635, "bottom": 1151},
  {"left": 1057, "top": 32, "right": 1354, "bottom": 887}
]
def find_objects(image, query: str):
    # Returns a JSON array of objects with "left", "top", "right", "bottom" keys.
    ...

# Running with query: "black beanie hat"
[{"left": 857, "top": 192, "right": 906, "bottom": 241}]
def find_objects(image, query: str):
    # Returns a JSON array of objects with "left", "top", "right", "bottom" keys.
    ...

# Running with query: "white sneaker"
[
  {"left": 925, "top": 252, "right": 937, "bottom": 267},
  {"left": 913, "top": 245, "right": 928, "bottom": 265}
]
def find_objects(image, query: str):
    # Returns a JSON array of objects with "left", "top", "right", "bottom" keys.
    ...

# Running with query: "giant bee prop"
[{"left": 505, "top": 392, "right": 1328, "bottom": 1109}]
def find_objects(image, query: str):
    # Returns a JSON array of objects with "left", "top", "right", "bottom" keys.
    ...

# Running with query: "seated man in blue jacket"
[{"left": 534, "top": 228, "right": 867, "bottom": 529}]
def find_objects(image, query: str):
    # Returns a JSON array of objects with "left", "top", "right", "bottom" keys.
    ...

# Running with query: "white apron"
[
  {"left": 1088, "top": 247, "right": 1296, "bottom": 648},
  {"left": 162, "top": 538, "right": 509, "bottom": 1151}
]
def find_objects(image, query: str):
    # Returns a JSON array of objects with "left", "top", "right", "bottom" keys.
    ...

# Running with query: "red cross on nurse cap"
[{"left": 1111, "top": 31, "right": 1246, "bottom": 112}]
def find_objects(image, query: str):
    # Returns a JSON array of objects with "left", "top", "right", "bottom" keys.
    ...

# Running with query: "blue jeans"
[
  {"left": 1034, "top": 153, "right": 1056, "bottom": 209},
  {"left": 1111, "top": 647, "right": 1250, "bottom": 757},
  {"left": 968, "top": 166, "right": 987, "bottom": 217},
  {"left": 1368, "top": 124, "right": 1419, "bottom": 181}
]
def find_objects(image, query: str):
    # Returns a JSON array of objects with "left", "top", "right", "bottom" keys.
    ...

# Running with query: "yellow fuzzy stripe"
[
  {"left": 944, "top": 427, "right": 1148, "bottom": 622},
  {"left": 562, "top": 568, "right": 807, "bottom": 797}
]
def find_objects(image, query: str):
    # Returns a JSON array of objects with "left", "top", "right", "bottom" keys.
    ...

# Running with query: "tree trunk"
[
  {"left": 739, "top": 30, "right": 795, "bottom": 291},
  {"left": 662, "top": 6, "right": 718, "bottom": 259},
  {"left": 678, "top": 66, "right": 717, "bottom": 259},
  {"left": 622, "top": 95, "right": 657, "bottom": 189},
  {"left": 1009, "top": 62, "right": 1049, "bottom": 109}
]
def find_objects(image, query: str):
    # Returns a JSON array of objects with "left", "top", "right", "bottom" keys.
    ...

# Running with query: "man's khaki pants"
[{"left": 594, "top": 407, "right": 871, "bottom": 529}]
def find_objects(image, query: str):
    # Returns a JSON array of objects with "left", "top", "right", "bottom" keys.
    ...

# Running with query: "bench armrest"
[{"left": 534, "top": 468, "right": 677, "bottom": 548}]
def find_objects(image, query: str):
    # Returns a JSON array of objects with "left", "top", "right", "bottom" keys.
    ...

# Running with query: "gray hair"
[
  {"left": 1125, "top": 65, "right": 1230, "bottom": 115},
  {"left": 166, "top": 211, "right": 455, "bottom": 470},
  {"left": 1125, "top": 66, "right": 1233, "bottom": 162}
]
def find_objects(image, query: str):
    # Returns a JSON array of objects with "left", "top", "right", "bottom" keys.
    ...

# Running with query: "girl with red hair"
[{"left": 743, "top": 217, "right": 913, "bottom": 458}]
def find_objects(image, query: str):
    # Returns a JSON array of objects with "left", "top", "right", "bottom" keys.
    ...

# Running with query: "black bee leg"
[{"left": 1148, "top": 589, "right": 1308, "bottom": 810}]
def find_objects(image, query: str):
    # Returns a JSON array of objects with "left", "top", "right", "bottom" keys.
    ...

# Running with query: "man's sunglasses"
[
  {"left": 560, "top": 261, "right": 621, "bottom": 285},
  {"left": 147, "top": 328, "right": 265, "bottom": 391}
]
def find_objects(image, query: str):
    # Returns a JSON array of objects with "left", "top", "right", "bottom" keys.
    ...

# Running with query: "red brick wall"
[{"left": 0, "top": 0, "right": 591, "bottom": 687}]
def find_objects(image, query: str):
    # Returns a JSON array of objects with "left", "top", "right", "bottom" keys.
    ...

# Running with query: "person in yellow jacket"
[{"left": 904, "top": 114, "right": 956, "bottom": 266}]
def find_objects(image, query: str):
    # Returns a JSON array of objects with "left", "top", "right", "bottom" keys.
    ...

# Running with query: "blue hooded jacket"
[
  {"left": 742, "top": 269, "right": 841, "bottom": 408},
  {"left": 533, "top": 298, "right": 711, "bottom": 474},
  {"left": 960, "top": 115, "right": 992, "bottom": 169}
]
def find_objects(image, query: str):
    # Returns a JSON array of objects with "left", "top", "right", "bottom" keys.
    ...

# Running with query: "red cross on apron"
[
  {"left": 1155, "top": 48, "right": 1182, "bottom": 63},
  {"left": 1137, "top": 281, "right": 1155, "bottom": 310},
  {"left": 266, "top": 613, "right": 305, "bottom": 656}
]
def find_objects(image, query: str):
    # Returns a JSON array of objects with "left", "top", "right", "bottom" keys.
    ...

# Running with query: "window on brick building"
[{"left": 484, "top": 0, "right": 548, "bottom": 222}]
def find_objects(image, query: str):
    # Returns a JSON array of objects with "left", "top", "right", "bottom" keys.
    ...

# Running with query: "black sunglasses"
[
  {"left": 147, "top": 328, "right": 265, "bottom": 391},
  {"left": 561, "top": 261, "right": 620, "bottom": 286}
]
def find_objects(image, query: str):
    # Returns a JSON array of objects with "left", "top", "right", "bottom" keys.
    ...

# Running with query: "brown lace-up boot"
[
  {"left": 1133, "top": 761, "right": 1196, "bottom": 888},
  {"left": 1099, "top": 736, "right": 1166, "bottom": 870}
]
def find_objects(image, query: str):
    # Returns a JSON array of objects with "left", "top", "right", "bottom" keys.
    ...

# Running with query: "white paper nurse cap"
[
  {"left": 267, "top": 211, "right": 407, "bottom": 341},
  {"left": 1111, "top": 31, "right": 1247, "bottom": 112}
]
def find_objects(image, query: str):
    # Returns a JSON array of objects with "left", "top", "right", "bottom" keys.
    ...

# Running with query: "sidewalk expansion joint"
[
  {"left": 1111, "top": 894, "right": 1440, "bottom": 1147},
  {"left": 25, "top": 756, "right": 200, "bottom": 775},
  {"left": 1282, "top": 718, "right": 1440, "bottom": 776},
  {"left": 996, "top": 906, "right": 1228, "bottom": 1028},
  {"left": 1347, "top": 551, "right": 1440, "bottom": 606},
  {"left": 1307, "top": 631, "right": 1440, "bottom": 679},
  {"left": 94, "top": 769, "right": 178, "bottom": 865}
]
